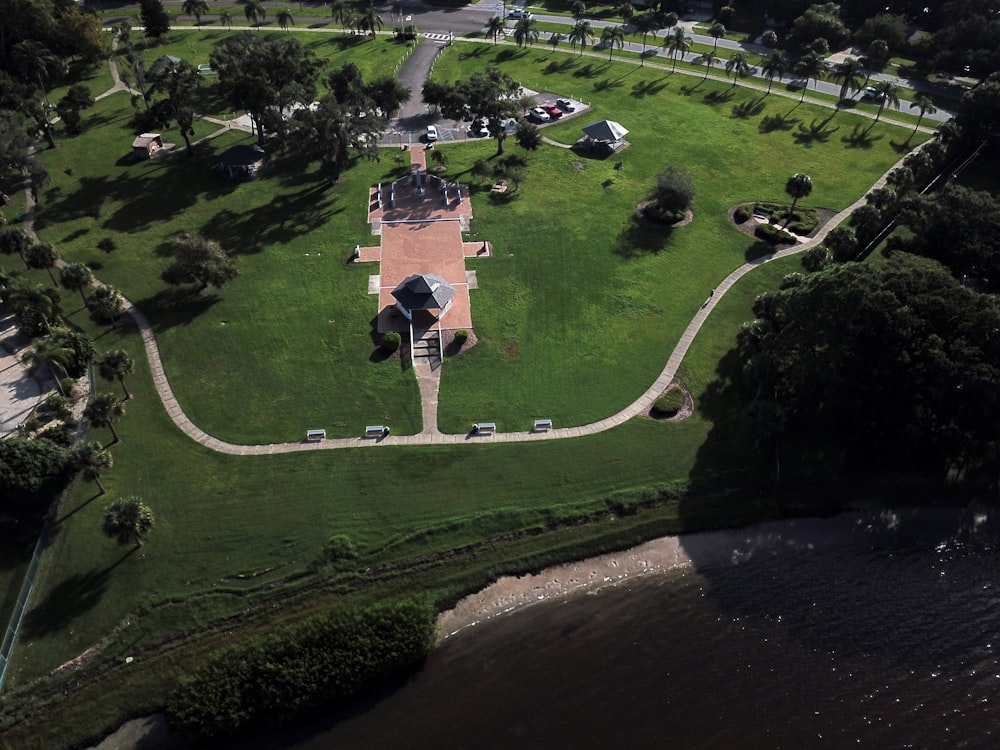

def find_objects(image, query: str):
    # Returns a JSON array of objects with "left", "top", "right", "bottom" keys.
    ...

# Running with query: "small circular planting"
[
  {"left": 652, "top": 386, "right": 685, "bottom": 417},
  {"left": 453, "top": 328, "right": 469, "bottom": 345}
]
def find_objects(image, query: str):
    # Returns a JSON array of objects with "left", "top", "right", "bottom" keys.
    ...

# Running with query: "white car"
[
  {"left": 425, "top": 125, "right": 439, "bottom": 141},
  {"left": 862, "top": 86, "right": 886, "bottom": 101},
  {"left": 529, "top": 107, "right": 550, "bottom": 122},
  {"left": 471, "top": 119, "right": 489, "bottom": 137},
  {"left": 508, "top": 9, "right": 532, "bottom": 19}
]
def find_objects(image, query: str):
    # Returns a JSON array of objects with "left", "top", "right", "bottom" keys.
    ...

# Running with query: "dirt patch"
[
  {"left": 641, "top": 378, "right": 694, "bottom": 421},
  {"left": 635, "top": 200, "right": 694, "bottom": 227},
  {"left": 569, "top": 160, "right": 587, "bottom": 170},
  {"left": 503, "top": 339, "right": 518, "bottom": 360}
]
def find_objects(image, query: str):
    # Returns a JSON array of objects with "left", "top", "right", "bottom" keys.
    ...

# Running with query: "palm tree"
[
  {"left": 761, "top": 51, "right": 786, "bottom": 94},
  {"left": 832, "top": 57, "right": 864, "bottom": 101},
  {"left": 784, "top": 173, "right": 813, "bottom": 224},
  {"left": 88, "top": 285, "right": 126, "bottom": 328},
  {"left": 485, "top": 15, "right": 506, "bottom": 44},
  {"left": 871, "top": 80, "right": 900, "bottom": 122},
  {"left": 708, "top": 22, "right": 726, "bottom": 51},
  {"left": 701, "top": 50, "right": 718, "bottom": 80},
  {"left": 24, "top": 241, "right": 59, "bottom": 285},
  {"left": 359, "top": 6, "right": 383, "bottom": 37},
  {"left": 60, "top": 263, "right": 94, "bottom": 309},
  {"left": 909, "top": 94, "right": 937, "bottom": 131},
  {"left": 73, "top": 441, "right": 113, "bottom": 495},
  {"left": 570, "top": 0, "right": 587, "bottom": 19},
  {"left": 7, "top": 283, "right": 61, "bottom": 337},
  {"left": 244, "top": 0, "right": 266, "bottom": 30},
  {"left": 219, "top": 9, "right": 233, "bottom": 29},
  {"left": 11, "top": 40, "right": 61, "bottom": 104},
  {"left": 276, "top": 7, "right": 295, "bottom": 31},
  {"left": 22, "top": 335, "right": 75, "bottom": 394},
  {"left": 0, "top": 227, "right": 34, "bottom": 265},
  {"left": 600, "top": 26, "right": 625, "bottom": 61},
  {"left": 665, "top": 26, "right": 692, "bottom": 72},
  {"left": 725, "top": 51, "right": 751, "bottom": 86},
  {"left": 182, "top": 0, "right": 209, "bottom": 26},
  {"left": 85, "top": 393, "right": 126, "bottom": 443},
  {"left": 513, "top": 17, "right": 540, "bottom": 48},
  {"left": 660, "top": 11, "right": 679, "bottom": 32},
  {"left": 329, "top": 0, "right": 348, "bottom": 27},
  {"left": 633, "top": 12, "right": 661, "bottom": 65},
  {"left": 102, "top": 496, "right": 154, "bottom": 548},
  {"left": 761, "top": 30, "right": 778, "bottom": 50},
  {"left": 793, "top": 52, "right": 826, "bottom": 102},
  {"left": 569, "top": 20, "right": 594, "bottom": 56},
  {"left": 615, "top": 0, "right": 634, "bottom": 24},
  {"left": 97, "top": 349, "right": 135, "bottom": 400}
]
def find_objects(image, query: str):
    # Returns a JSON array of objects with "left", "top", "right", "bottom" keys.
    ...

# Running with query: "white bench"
[
  {"left": 532, "top": 419, "right": 552, "bottom": 432},
  {"left": 305, "top": 429, "right": 326, "bottom": 442},
  {"left": 365, "top": 425, "right": 389, "bottom": 438},
  {"left": 472, "top": 422, "right": 496, "bottom": 436}
]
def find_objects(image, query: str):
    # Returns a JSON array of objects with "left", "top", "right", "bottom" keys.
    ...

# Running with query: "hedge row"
[
  {"left": 755, "top": 223, "right": 798, "bottom": 245},
  {"left": 166, "top": 600, "right": 437, "bottom": 739}
]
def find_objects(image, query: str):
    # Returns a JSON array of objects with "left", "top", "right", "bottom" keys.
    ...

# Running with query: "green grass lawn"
[{"left": 3, "top": 32, "right": 934, "bottom": 746}]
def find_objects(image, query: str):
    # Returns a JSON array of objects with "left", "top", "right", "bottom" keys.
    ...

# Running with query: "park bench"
[
  {"left": 365, "top": 425, "right": 389, "bottom": 438},
  {"left": 472, "top": 422, "right": 496, "bottom": 436},
  {"left": 305, "top": 429, "right": 326, "bottom": 442},
  {"left": 532, "top": 419, "right": 552, "bottom": 432}
]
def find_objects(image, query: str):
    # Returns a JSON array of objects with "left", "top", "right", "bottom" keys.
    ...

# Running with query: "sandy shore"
[{"left": 437, "top": 534, "right": 696, "bottom": 638}]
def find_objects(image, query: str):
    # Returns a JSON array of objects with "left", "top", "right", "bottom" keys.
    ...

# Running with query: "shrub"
[
  {"left": 652, "top": 386, "right": 685, "bottom": 417},
  {"left": 453, "top": 328, "right": 469, "bottom": 345},
  {"left": 734, "top": 204, "right": 752, "bottom": 223},
  {"left": 802, "top": 245, "right": 832, "bottom": 272},
  {"left": 780, "top": 272, "right": 805, "bottom": 289},
  {"left": 382, "top": 331, "right": 402, "bottom": 352},
  {"left": 323, "top": 534, "right": 359, "bottom": 565},
  {"left": 755, "top": 223, "right": 797, "bottom": 244},
  {"left": 167, "top": 601, "right": 436, "bottom": 739},
  {"left": 44, "top": 394, "right": 71, "bottom": 420},
  {"left": 649, "top": 165, "right": 696, "bottom": 219},
  {"left": 60, "top": 378, "right": 77, "bottom": 398}
]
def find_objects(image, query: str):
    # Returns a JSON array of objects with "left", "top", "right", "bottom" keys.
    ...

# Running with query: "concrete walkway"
[{"left": 15, "top": 35, "right": 930, "bottom": 453}]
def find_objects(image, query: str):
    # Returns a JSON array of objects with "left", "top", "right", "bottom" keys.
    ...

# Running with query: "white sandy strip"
[{"left": 437, "top": 535, "right": 695, "bottom": 638}]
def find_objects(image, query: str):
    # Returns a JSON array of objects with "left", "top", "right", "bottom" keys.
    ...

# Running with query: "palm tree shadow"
[
  {"left": 793, "top": 119, "right": 840, "bottom": 146},
  {"left": 842, "top": 123, "right": 883, "bottom": 149},
  {"left": 732, "top": 98, "right": 766, "bottom": 119},
  {"left": 57, "top": 491, "right": 104, "bottom": 524},
  {"left": 704, "top": 89, "right": 736, "bottom": 104},
  {"left": 759, "top": 114, "right": 799, "bottom": 133}
]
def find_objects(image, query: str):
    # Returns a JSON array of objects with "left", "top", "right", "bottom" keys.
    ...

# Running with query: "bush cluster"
[
  {"left": 167, "top": 601, "right": 436, "bottom": 739},
  {"left": 733, "top": 204, "right": 752, "bottom": 223},
  {"left": 382, "top": 331, "right": 402, "bottom": 352},
  {"left": 755, "top": 223, "right": 797, "bottom": 244},
  {"left": 453, "top": 328, "right": 469, "bottom": 345}
]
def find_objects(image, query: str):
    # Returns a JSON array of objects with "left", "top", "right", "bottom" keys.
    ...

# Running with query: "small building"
[
  {"left": 132, "top": 133, "right": 164, "bottom": 160},
  {"left": 579, "top": 120, "right": 630, "bottom": 155},
  {"left": 219, "top": 145, "right": 266, "bottom": 180},
  {"left": 391, "top": 273, "right": 455, "bottom": 323}
]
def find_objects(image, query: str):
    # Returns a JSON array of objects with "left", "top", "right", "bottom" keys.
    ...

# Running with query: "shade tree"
[
  {"left": 161, "top": 232, "right": 239, "bottom": 293},
  {"left": 423, "top": 66, "right": 524, "bottom": 156},
  {"left": 85, "top": 392, "right": 126, "bottom": 443}
]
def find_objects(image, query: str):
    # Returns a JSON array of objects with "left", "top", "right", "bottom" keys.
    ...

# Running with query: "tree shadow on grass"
[
  {"left": 133, "top": 287, "right": 224, "bottom": 333},
  {"left": 594, "top": 77, "right": 626, "bottom": 91},
  {"left": 745, "top": 239, "right": 776, "bottom": 262},
  {"left": 703, "top": 89, "right": 736, "bottom": 105},
  {"left": 678, "top": 80, "right": 704, "bottom": 95},
  {"left": 732, "top": 98, "right": 766, "bottom": 119},
  {"left": 631, "top": 79, "right": 669, "bottom": 97},
  {"left": 793, "top": 118, "right": 840, "bottom": 146},
  {"left": 544, "top": 57, "right": 578, "bottom": 75},
  {"left": 890, "top": 134, "right": 916, "bottom": 154},
  {"left": 842, "top": 123, "right": 883, "bottom": 149},
  {"left": 20, "top": 555, "right": 134, "bottom": 638},
  {"left": 573, "top": 62, "right": 610, "bottom": 79},
  {"left": 613, "top": 216, "right": 674, "bottom": 259},
  {"left": 495, "top": 48, "right": 529, "bottom": 63},
  {"left": 759, "top": 113, "right": 799, "bottom": 133}
]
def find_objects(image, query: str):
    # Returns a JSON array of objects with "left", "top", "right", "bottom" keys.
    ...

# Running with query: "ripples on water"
[{"left": 265, "top": 508, "right": 1000, "bottom": 750}]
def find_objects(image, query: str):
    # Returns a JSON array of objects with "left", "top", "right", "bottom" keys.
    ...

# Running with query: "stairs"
[{"left": 410, "top": 325, "right": 442, "bottom": 371}]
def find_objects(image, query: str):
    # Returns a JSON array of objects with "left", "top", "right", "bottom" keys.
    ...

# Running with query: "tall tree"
[
  {"left": 7, "top": 282, "right": 61, "bottom": 337},
  {"left": 359, "top": 6, "right": 383, "bottom": 37},
  {"left": 423, "top": 66, "right": 523, "bottom": 156},
  {"left": 55, "top": 84, "right": 95, "bottom": 136},
  {"left": 244, "top": 0, "right": 267, "bottom": 30},
  {"left": 276, "top": 8, "right": 295, "bottom": 31},
  {"left": 832, "top": 57, "right": 864, "bottom": 101},
  {"left": 784, "top": 173, "right": 813, "bottom": 221},
  {"left": 870, "top": 80, "right": 900, "bottom": 122},
  {"left": 146, "top": 59, "right": 201, "bottom": 156},
  {"left": 570, "top": 1, "right": 587, "bottom": 19},
  {"left": 512, "top": 17, "right": 540, "bottom": 48},
  {"left": 161, "top": 232, "right": 239, "bottom": 293},
  {"left": 60, "top": 262, "right": 93, "bottom": 308},
  {"left": 761, "top": 51, "right": 787, "bottom": 94},
  {"left": 85, "top": 393, "right": 126, "bottom": 443},
  {"left": 909, "top": 95, "right": 937, "bottom": 132},
  {"left": 615, "top": 0, "right": 634, "bottom": 24},
  {"left": 600, "top": 25, "right": 625, "bottom": 61},
  {"left": 87, "top": 285, "right": 126, "bottom": 328},
  {"left": 708, "top": 22, "right": 726, "bottom": 50},
  {"left": 569, "top": 20, "right": 595, "bottom": 55},
  {"left": 485, "top": 15, "right": 506, "bottom": 44},
  {"left": 139, "top": 0, "right": 171, "bottom": 39},
  {"left": 665, "top": 26, "right": 692, "bottom": 71},
  {"left": 793, "top": 51, "right": 826, "bottom": 102},
  {"left": 0, "top": 226, "right": 33, "bottom": 266},
  {"left": 219, "top": 9, "right": 233, "bottom": 29},
  {"left": 633, "top": 12, "right": 661, "bottom": 64},
  {"left": 24, "top": 241, "right": 59, "bottom": 285},
  {"left": 725, "top": 51, "right": 751, "bottom": 86},
  {"left": 97, "top": 349, "right": 135, "bottom": 400},
  {"left": 514, "top": 121, "right": 542, "bottom": 153},
  {"left": 21, "top": 335, "right": 76, "bottom": 388},
  {"left": 10, "top": 40, "right": 61, "bottom": 104},
  {"left": 102, "top": 496, "right": 154, "bottom": 548},
  {"left": 182, "top": 0, "right": 210, "bottom": 26},
  {"left": 72, "top": 441, "right": 114, "bottom": 495},
  {"left": 700, "top": 50, "right": 718, "bottom": 80}
]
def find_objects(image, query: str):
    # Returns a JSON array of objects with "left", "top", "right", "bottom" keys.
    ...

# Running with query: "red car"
[{"left": 541, "top": 104, "right": 564, "bottom": 119}]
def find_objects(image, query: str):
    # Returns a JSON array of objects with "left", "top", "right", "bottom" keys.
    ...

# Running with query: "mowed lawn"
[{"left": 10, "top": 34, "right": 928, "bottom": 700}]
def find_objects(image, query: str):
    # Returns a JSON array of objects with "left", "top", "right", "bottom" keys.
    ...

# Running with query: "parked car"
[
  {"left": 507, "top": 9, "right": 532, "bottom": 19},
  {"left": 861, "top": 86, "right": 886, "bottom": 101},
  {"left": 528, "top": 107, "right": 550, "bottom": 122},
  {"left": 426, "top": 125, "right": 439, "bottom": 141},
  {"left": 641, "top": 48, "right": 659, "bottom": 58},
  {"left": 556, "top": 98, "right": 576, "bottom": 112},
  {"left": 471, "top": 119, "right": 489, "bottom": 137},
  {"left": 541, "top": 104, "right": 564, "bottom": 119}
]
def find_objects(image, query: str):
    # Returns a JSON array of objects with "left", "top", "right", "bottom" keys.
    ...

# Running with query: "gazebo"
[
  {"left": 219, "top": 145, "right": 266, "bottom": 180},
  {"left": 579, "top": 120, "right": 630, "bottom": 154},
  {"left": 131, "top": 133, "right": 164, "bottom": 160},
  {"left": 391, "top": 273, "right": 455, "bottom": 323}
]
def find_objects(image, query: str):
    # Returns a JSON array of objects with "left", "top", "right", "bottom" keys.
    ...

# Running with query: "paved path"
[
  {"left": 0, "top": 317, "right": 43, "bottom": 438},
  {"left": 16, "top": 34, "right": 930, "bottom": 453}
]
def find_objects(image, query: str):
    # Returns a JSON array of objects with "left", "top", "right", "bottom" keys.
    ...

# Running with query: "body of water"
[{"left": 257, "top": 506, "right": 1000, "bottom": 750}]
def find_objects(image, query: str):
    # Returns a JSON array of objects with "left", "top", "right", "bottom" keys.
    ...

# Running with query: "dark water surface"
[{"left": 260, "top": 508, "right": 1000, "bottom": 750}]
